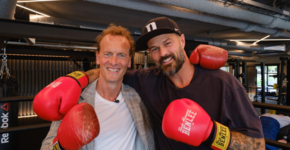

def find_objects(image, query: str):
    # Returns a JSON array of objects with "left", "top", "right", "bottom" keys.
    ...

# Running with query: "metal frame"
[
  {"left": 261, "top": 61, "right": 265, "bottom": 113},
  {"left": 287, "top": 59, "right": 290, "bottom": 106},
  {"left": 6, "top": 45, "right": 95, "bottom": 58},
  {"left": 278, "top": 57, "right": 286, "bottom": 105},
  {"left": 242, "top": 61, "right": 247, "bottom": 90},
  {"left": 228, "top": 58, "right": 265, "bottom": 112},
  {"left": 0, "top": 19, "right": 205, "bottom": 51},
  {"left": 228, "top": 59, "right": 257, "bottom": 90},
  {"left": 0, "top": 18, "right": 102, "bottom": 43},
  {"left": 264, "top": 63, "right": 279, "bottom": 93}
]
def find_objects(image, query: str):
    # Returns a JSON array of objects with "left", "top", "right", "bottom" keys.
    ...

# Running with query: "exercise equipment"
[
  {"left": 253, "top": 102, "right": 290, "bottom": 149},
  {"left": 228, "top": 58, "right": 266, "bottom": 112},
  {"left": 271, "top": 57, "right": 290, "bottom": 106}
]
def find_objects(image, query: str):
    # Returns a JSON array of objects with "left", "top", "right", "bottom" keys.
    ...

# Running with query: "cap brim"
[{"left": 135, "top": 28, "right": 181, "bottom": 51}]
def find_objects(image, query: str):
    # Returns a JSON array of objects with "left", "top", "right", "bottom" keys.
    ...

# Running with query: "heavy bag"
[{"left": 0, "top": 73, "right": 18, "bottom": 150}]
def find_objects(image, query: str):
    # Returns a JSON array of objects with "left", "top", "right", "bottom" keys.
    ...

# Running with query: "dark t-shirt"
[{"left": 124, "top": 65, "right": 263, "bottom": 150}]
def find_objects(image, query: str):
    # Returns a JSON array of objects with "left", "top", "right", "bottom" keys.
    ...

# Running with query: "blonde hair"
[{"left": 95, "top": 24, "right": 135, "bottom": 57}]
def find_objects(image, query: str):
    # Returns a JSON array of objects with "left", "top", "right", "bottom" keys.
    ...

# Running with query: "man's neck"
[
  {"left": 96, "top": 76, "right": 122, "bottom": 102},
  {"left": 168, "top": 58, "right": 195, "bottom": 88}
]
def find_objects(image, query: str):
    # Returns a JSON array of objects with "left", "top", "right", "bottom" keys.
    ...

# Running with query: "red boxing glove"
[
  {"left": 33, "top": 71, "right": 89, "bottom": 121},
  {"left": 52, "top": 103, "right": 100, "bottom": 150},
  {"left": 162, "top": 98, "right": 231, "bottom": 150},
  {"left": 190, "top": 45, "right": 228, "bottom": 69}
]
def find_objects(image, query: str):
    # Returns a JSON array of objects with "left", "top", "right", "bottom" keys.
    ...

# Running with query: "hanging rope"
[{"left": 0, "top": 47, "right": 10, "bottom": 79}]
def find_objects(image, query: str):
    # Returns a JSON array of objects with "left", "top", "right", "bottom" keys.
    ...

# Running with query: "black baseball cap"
[{"left": 135, "top": 17, "right": 182, "bottom": 50}]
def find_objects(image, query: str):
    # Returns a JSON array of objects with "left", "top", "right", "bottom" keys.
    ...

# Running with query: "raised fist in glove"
[
  {"left": 33, "top": 71, "right": 89, "bottom": 121},
  {"left": 162, "top": 98, "right": 231, "bottom": 150}
]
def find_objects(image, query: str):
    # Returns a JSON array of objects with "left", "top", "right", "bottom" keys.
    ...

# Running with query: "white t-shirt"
[
  {"left": 261, "top": 113, "right": 290, "bottom": 128},
  {"left": 94, "top": 90, "right": 137, "bottom": 150}
]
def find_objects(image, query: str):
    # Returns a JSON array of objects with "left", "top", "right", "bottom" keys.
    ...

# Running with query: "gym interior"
[{"left": 1, "top": 0, "right": 290, "bottom": 149}]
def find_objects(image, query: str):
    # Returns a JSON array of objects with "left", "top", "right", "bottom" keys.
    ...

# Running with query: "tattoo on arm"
[
  {"left": 86, "top": 70, "right": 95, "bottom": 77},
  {"left": 85, "top": 69, "right": 100, "bottom": 83},
  {"left": 228, "top": 131, "right": 265, "bottom": 150}
]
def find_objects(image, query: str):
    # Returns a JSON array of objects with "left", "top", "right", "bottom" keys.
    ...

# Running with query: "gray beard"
[
  {"left": 163, "top": 55, "right": 185, "bottom": 76},
  {"left": 157, "top": 48, "right": 186, "bottom": 76}
]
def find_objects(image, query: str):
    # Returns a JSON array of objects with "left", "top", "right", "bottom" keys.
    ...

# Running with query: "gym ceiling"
[{"left": 2, "top": 0, "right": 290, "bottom": 58}]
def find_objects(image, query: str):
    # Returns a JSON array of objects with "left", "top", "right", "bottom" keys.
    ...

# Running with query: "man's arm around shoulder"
[{"left": 85, "top": 69, "right": 100, "bottom": 84}]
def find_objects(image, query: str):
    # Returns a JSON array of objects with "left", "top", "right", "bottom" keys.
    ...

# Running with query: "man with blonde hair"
[{"left": 37, "top": 24, "right": 154, "bottom": 150}]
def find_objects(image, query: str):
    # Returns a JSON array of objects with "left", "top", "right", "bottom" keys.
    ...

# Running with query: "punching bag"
[{"left": 0, "top": 73, "right": 18, "bottom": 150}]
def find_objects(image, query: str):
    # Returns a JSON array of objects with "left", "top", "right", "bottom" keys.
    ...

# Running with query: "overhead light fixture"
[
  {"left": 16, "top": 4, "right": 50, "bottom": 17},
  {"left": 29, "top": 14, "right": 46, "bottom": 19},
  {"left": 252, "top": 35, "right": 270, "bottom": 45},
  {"left": 264, "top": 45, "right": 286, "bottom": 51},
  {"left": 17, "top": 0, "right": 60, "bottom": 3},
  {"left": 229, "top": 39, "right": 290, "bottom": 42}
]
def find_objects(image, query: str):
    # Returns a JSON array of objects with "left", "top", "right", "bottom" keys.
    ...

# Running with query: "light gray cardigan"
[{"left": 40, "top": 80, "right": 155, "bottom": 150}]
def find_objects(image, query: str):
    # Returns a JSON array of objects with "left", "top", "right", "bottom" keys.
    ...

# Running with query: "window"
[
  {"left": 220, "top": 66, "right": 229, "bottom": 72},
  {"left": 256, "top": 64, "right": 278, "bottom": 93}
]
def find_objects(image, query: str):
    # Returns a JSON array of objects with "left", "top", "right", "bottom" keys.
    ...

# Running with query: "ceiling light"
[
  {"left": 229, "top": 39, "right": 290, "bottom": 42},
  {"left": 16, "top": 4, "right": 50, "bottom": 17},
  {"left": 252, "top": 35, "right": 270, "bottom": 45},
  {"left": 17, "top": 0, "right": 60, "bottom": 3},
  {"left": 29, "top": 14, "right": 46, "bottom": 19}
]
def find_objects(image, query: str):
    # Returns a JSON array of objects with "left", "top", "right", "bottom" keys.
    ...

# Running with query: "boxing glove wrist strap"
[
  {"left": 53, "top": 141, "right": 65, "bottom": 150},
  {"left": 66, "top": 71, "right": 89, "bottom": 89},
  {"left": 204, "top": 121, "right": 231, "bottom": 150},
  {"left": 211, "top": 121, "right": 231, "bottom": 150}
]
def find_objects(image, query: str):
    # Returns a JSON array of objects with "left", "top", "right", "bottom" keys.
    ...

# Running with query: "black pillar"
[
  {"left": 242, "top": 61, "right": 247, "bottom": 90},
  {"left": 287, "top": 59, "right": 290, "bottom": 106},
  {"left": 278, "top": 58, "right": 286, "bottom": 105},
  {"left": 235, "top": 60, "right": 240, "bottom": 82},
  {"left": 82, "top": 58, "right": 90, "bottom": 72},
  {"left": 261, "top": 62, "right": 265, "bottom": 114}
]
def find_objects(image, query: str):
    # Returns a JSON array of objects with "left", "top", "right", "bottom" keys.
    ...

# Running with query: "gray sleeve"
[
  {"left": 140, "top": 100, "right": 155, "bottom": 150},
  {"left": 40, "top": 120, "right": 61, "bottom": 150}
]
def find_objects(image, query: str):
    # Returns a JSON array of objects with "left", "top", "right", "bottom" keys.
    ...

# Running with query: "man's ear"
[
  {"left": 147, "top": 49, "right": 151, "bottom": 55},
  {"left": 96, "top": 51, "right": 100, "bottom": 65},
  {"left": 180, "top": 34, "right": 186, "bottom": 49},
  {"left": 128, "top": 56, "right": 132, "bottom": 68}
]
